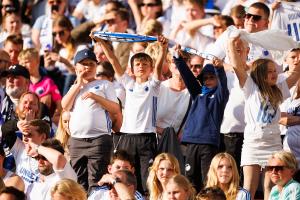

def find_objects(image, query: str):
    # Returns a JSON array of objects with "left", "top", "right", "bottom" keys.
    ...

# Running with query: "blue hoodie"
[{"left": 174, "top": 56, "right": 229, "bottom": 147}]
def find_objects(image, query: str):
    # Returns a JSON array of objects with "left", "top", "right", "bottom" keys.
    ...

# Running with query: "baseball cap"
[
  {"left": 1, "top": 64, "right": 30, "bottom": 79},
  {"left": 74, "top": 49, "right": 97, "bottom": 64}
]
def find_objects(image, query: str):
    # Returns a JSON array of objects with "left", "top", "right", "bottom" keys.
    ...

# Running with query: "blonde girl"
[
  {"left": 51, "top": 178, "right": 87, "bottom": 200},
  {"left": 147, "top": 153, "right": 180, "bottom": 200},
  {"left": 165, "top": 174, "right": 196, "bottom": 200}
]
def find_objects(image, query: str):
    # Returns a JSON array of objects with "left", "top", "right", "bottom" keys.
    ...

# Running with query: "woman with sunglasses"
[
  {"left": 44, "top": 15, "right": 77, "bottom": 95},
  {"left": 228, "top": 36, "right": 300, "bottom": 200},
  {"left": 267, "top": 151, "right": 300, "bottom": 200},
  {"left": 205, "top": 153, "right": 251, "bottom": 200}
]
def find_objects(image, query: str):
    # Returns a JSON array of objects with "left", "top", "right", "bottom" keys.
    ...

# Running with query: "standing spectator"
[
  {"left": 93, "top": 35, "right": 168, "bottom": 194},
  {"left": 61, "top": 49, "right": 119, "bottom": 192},
  {"left": 26, "top": 139, "right": 77, "bottom": 200},
  {"left": 206, "top": 153, "right": 251, "bottom": 200},
  {"left": 3, "top": 34, "right": 23, "bottom": 65},
  {"left": 51, "top": 179, "right": 87, "bottom": 200},
  {"left": 267, "top": 151, "right": 300, "bottom": 199},
  {"left": 227, "top": 36, "right": 300, "bottom": 200},
  {"left": 147, "top": 153, "right": 180, "bottom": 200},
  {"left": 174, "top": 45, "right": 229, "bottom": 191}
]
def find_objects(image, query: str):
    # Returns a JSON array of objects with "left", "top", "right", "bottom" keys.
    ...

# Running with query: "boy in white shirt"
[{"left": 92, "top": 35, "right": 168, "bottom": 194}]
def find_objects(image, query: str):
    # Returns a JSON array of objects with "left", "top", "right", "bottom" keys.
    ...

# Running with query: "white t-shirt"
[
  {"left": 32, "top": 15, "right": 53, "bottom": 54},
  {"left": 271, "top": 1, "right": 300, "bottom": 42},
  {"left": 174, "top": 30, "right": 214, "bottom": 53},
  {"left": 156, "top": 80, "right": 190, "bottom": 132},
  {"left": 11, "top": 139, "right": 39, "bottom": 191},
  {"left": 243, "top": 76, "right": 290, "bottom": 140},
  {"left": 27, "top": 162, "right": 77, "bottom": 200},
  {"left": 74, "top": 0, "right": 107, "bottom": 22},
  {"left": 220, "top": 71, "right": 246, "bottom": 133},
  {"left": 113, "top": 80, "right": 126, "bottom": 108},
  {"left": 69, "top": 80, "right": 118, "bottom": 138},
  {"left": 118, "top": 73, "right": 160, "bottom": 134}
]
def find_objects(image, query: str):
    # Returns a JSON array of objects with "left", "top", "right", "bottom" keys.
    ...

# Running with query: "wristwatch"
[{"left": 111, "top": 177, "right": 121, "bottom": 185}]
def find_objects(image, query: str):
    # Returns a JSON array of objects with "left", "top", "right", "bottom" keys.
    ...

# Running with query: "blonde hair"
[
  {"left": 18, "top": 48, "right": 39, "bottom": 61},
  {"left": 167, "top": 174, "right": 196, "bottom": 200},
  {"left": 55, "top": 110, "right": 70, "bottom": 149},
  {"left": 147, "top": 153, "right": 180, "bottom": 200},
  {"left": 250, "top": 59, "right": 283, "bottom": 108},
  {"left": 206, "top": 153, "right": 239, "bottom": 200},
  {"left": 142, "top": 19, "right": 163, "bottom": 36},
  {"left": 270, "top": 151, "right": 298, "bottom": 171},
  {"left": 51, "top": 179, "right": 87, "bottom": 200}
]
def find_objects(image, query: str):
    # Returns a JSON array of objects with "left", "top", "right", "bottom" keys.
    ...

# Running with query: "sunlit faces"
[
  {"left": 140, "top": 0, "right": 161, "bottom": 19},
  {"left": 36, "top": 155, "right": 54, "bottom": 176},
  {"left": 132, "top": 59, "right": 153, "bottom": 79},
  {"left": 190, "top": 56, "right": 204, "bottom": 77},
  {"left": 266, "top": 62, "right": 278, "bottom": 86},
  {"left": 184, "top": 2, "right": 204, "bottom": 21},
  {"left": 203, "top": 73, "right": 217, "bottom": 88},
  {"left": 156, "top": 160, "right": 176, "bottom": 185},
  {"left": 106, "top": 12, "right": 127, "bottom": 33},
  {"left": 5, "top": 75, "right": 29, "bottom": 98},
  {"left": 244, "top": 7, "right": 268, "bottom": 33},
  {"left": 52, "top": 26, "right": 70, "bottom": 45},
  {"left": 108, "top": 159, "right": 134, "bottom": 174},
  {"left": 3, "top": 41, "right": 23, "bottom": 65},
  {"left": 216, "top": 158, "right": 233, "bottom": 185},
  {"left": 18, "top": 93, "right": 39, "bottom": 119},
  {"left": 267, "top": 158, "right": 294, "bottom": 187},
  {"left": 285, "top": 50, "right": 300, "bottom": 69},
  {"left": 19, "top": 57, "right": 39, "bottom": 74},
  {"left": 75, "top": 59, "right": 97, "bottom": 81},
  {"left": 166, "top": 181, "right": 189, "bottom": 200},
  {"left": 3, "top": 13, "right": 22, "bottom": 34}
]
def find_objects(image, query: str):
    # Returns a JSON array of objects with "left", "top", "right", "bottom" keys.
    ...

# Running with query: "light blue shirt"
[{"left": 269, "top": 179, "right": 300, "bottom": 200}]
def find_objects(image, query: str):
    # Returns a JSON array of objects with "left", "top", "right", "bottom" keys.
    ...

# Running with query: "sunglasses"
[
  {"left": 245, "top": 13, "right": 263, "bottom": 21},
  {"left": 191, "top": 64, "right": 202, "bottom": 69},
  {"left": 33, "top": 155, "right": 48, "bottom": 161},
  {"left": 52, "top": 30, "right": 65, "bottom": 37},
  {"left": 140, "top": 3, "right": 158, "bottom": 7},
  {"left": 265, "top": 165, "right": 286, "bottom": 172}
]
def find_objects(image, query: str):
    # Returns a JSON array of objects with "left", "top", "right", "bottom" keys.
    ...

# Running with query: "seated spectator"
[
  {"left": 0, "top": 145, "right": 24, "bottom": 191},
  {"left": 90, "top": 170, "right": 141, "bottom": 200},
  {"left": 147, "top": 153, "right": 180, "bottom": 200},
  {"left": 1, "top": 119, "right": 49, "bottom": 191},
  {"left": 26, "top": 138, "right": 77, "bottom": 200},
  {"left": 18, "top": 48, "right": 62, "bottom": 123},
  {"left": 197, "top": 186, "right": 226, "bottom": 200},
  {"left": 3, "top": 34, "right": 23, "bottom": 65},
  {"left": 0, "top": 186, "right": 25, "bottom": 200},
  {"left": 51, "top": 179, "right": 87, "bottom": 200},
  {"left": 165, "top": 174, "right": 196, "bottom": 200},
  {"left": 89, "top": 150, "right": 144, "bottom": 199},
  {"left": 206, "top": 153, "right": 251, "bottom": 200},
  {"left": 267, "top": 151, "right": 300, "bottom": 200}
]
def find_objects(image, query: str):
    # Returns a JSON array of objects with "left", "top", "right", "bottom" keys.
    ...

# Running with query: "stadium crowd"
[{"left": 0, "top": 0, "right": 299, "bottom": 199}]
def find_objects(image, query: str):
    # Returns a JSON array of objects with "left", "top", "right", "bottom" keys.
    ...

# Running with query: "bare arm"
[
  {"left": 31, "top": 28, "right": 41, "bottom": 51},
  {"left": 128, "top": 0, "right": 142, "bottom": 30},
  {"left": 279, "top": 112, "right": 300, "bottom": 126},
  {"left": 227, "top": 36, "right": 248, "bottom": 87},
  {"left": 91, "top": 36, "right": 125, "bottom": 78},
  {"left": 153, "top": 35, "right": 168, "bottom": 80}
]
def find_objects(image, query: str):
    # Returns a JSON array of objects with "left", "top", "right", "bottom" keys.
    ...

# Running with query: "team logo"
[{"left": 185, "top": 164, "right": 191, "bottom": 171}]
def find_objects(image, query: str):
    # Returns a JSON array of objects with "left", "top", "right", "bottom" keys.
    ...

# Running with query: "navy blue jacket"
[{"left": 174, "top": 56, "right": 229, "bottom": 147}]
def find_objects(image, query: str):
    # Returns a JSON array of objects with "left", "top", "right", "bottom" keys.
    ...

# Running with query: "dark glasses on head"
[
  {"left": 191, "top": 64, "right": 202, "bottom": 69},
  {"left": 265, "top": 165, "right": 286, "bottom": 172},
  {"left": 34, "top": 155, "right": 48, "bottom": 161},
  {"left": 140, "top": 3, "right": 158, "bottom": 7},
  {"left": 52, "top": 30, "right": 65, "bottom": 37},
  {"left": 245, "top": 13, "right": 263, "bottom": 21}
]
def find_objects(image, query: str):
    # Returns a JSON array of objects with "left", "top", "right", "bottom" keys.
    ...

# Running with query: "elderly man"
[{"left": 266, "top": 151, "right": 300, "bottom": 200}]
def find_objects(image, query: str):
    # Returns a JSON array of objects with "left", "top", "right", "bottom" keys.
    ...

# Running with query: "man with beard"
[
  {"left": 1, "top": 64, "right": 50, "bottom": 123},
  {"left": 26, "top": 138, "right": 77, "bottom": 200}
]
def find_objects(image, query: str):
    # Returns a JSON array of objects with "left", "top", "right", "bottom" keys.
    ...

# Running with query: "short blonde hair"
[
  {"left": 51, "top": 179, "right": 87, "bottom": 200},
  {"left": 18, "top": 48, "right": 39, "bottom": 61},
  {"left": 269, "top": 151, "right": 298, "bottom": 170},
  {"left": 167, "top": 174, "right": 196, "bottom": 200}
]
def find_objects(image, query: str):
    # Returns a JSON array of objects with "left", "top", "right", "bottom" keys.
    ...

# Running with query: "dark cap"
[
  {"left": 197, "top": 64, "right": 216, "bottom": 85},
  {"left": 1, "top": 64, "right": 30, "bottom": 79},
  {"left": 74, "top": 49, "right": 97, "bottom": 64}
]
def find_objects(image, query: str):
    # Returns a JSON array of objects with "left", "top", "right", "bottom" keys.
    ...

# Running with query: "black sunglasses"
[
  {"left": 140, "top": 3, "right": 158, "bottom": 7},
  {"left": 265, "top": 165, "right": 286, "bottom": 172},
  {"left": 53, "top": 30, "right": 65, "bottom": 37},
  {"left": 245, "top": 13, "right": 263, "bottom": 21},
  {"left": 191, "top": 64, "right": 203, "bottom": 69}
]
